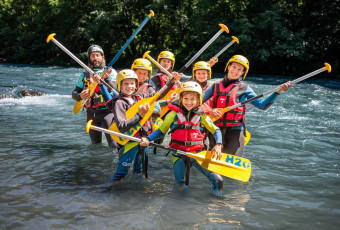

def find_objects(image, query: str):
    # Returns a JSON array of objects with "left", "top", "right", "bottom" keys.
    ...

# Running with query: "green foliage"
[{"left": 0, "top": 0, "right": 338, "bottom": 76}]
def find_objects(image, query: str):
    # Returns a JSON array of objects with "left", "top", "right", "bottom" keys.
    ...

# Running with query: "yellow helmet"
[
  {"left": 116, "top": 69, "right": 139, "bottom": 92},
  {"left": 131, "top": 58, "right": 152, "bottom": 79},
  {"left": 179, "top": 82, "right": 203, "bottom": 106},
  {"left": 157, "top": 51, "right": 175, "bottom": 69},
  {"left": 192, "top": 61, "right": 212, "bottom": 80},
  {"left": 224, "top": 55, "right": 249, "bottom": 80}
]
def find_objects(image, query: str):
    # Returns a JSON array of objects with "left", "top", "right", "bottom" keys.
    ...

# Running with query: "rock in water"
[{"left": 20, "top": 90, "right": 44, "bottom": 97}]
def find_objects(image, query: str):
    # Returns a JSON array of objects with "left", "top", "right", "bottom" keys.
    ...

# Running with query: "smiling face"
[
  {"left": 181, "top": 92, "right": 200, "bottom": 111},
  {"left": 195, "top": 69, "right": 209, "bottom": 83},
  {"left": 159, "top": 59, "right": 173, "bottom": 71},
  {"left": 89, "top": 52, "right": 104, "bottom": 69},
  {"left": 227, "top": 62, "right": 245, "bottom": 80},
  {"left": 135, "top": 69, "right": 149, "bottom": 83},
  {"left": 121, "top": 78, "right": 137, "bottom": 96}
]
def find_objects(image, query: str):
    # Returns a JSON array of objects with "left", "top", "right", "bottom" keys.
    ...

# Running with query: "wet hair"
[{"left": 180, "top": 91, "right": 200, "bottom": 101}]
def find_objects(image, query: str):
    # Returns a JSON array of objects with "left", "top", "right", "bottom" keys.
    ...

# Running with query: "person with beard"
[
  {"left": 202, "top": 55, "right": 291, "bottom": 156},
  {"left": 140, "top": 82, "right": 224, "bottom": 194},
  {"left": 72, "top": 45, "right": 118, "bottom": 149}
]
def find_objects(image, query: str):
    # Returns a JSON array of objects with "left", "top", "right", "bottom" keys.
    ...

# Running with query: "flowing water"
[{"left": 0, "top": 63, "right": 339, "bottom": 229}]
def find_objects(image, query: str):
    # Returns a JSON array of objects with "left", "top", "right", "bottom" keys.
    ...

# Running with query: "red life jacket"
[
  {"left": 83, "top": 72, "right": 107, "bottom": 109},
  {"left": 108, "top": 94, "right": 153, "bottom": 138},
  {"left": 137, "top": 82, "right": 153, "bottom": 94},
  {"left": 168, "top": 104, "right": 205, "bottom": 152},
  {"left": 155, "top": 72, "right": 178, "bottom": 90},
  {"left": 212, "top": 81, "right": 247, "bottom": 127}
]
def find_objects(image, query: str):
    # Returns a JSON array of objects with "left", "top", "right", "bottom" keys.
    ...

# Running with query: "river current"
[{"left": 0, "top": 63, "right": 339, "bottom": 229}]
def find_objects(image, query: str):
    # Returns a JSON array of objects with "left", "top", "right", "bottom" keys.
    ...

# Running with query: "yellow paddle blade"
[
  {"left": 87, "top": 82, "right": 98, "bottom": 97},
  {"left": 159, "top": 88, "right": 179, "bottom": 117},
  {"left": 109, "top": 101, "right": 156, "bottom": 145},
  {"left": 244, "top": 130, "right": 251, "bottom": 146},
  {"left": 152, "top": 118, "right": 163, "bottom": 130},
  {"left": 124, "top": 93, "right": 159, "bottom": 119},
  {"left": 73, "top": 100, "right": 83, "bottom": 115},
  {"left": 73, "top": 82, "right": 98, "bottom": 115},
  {"left": 189, "top": 151, "right": 251, "bottom": 182},
  {"left": 123, "top": 142, "right": 139, "bottom": 153},
  {"left": 210, "top": 107, "right": 230, "bottom": 122},
  {"left": 160, "top": 105, "right": 169, "bottom": 118},
  {"left": 159, "top": 89, "right": 176, "bottom": 101}
]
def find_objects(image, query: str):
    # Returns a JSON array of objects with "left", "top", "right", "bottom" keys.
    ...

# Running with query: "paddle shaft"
[
  {"left": 51, "top": 38, "right": 93, "bottom": 74},
  {"left": 91, "top": 123, "right": 187, "bottom": 155},
  {"left": 49, "top": 37, "right": 119, "bottom": 96},
  {"left": 88, "top": 122, "right": 247, "bottom": 170},
  {"left": 89, "top": 10, "right": 154, "bottom": 101},
  {"left": 178, "top": 24, "right": 229, "bottom": 73},
  {"left": 213, "top": 36, "right": 239, "bottom": 59},
  {"left": 211, "top": 65, "right": 331, "bottom": 120},
  {"left": 144, "top": 51, "right": 181, "bottom": 89},
  {"left": 106, "top": 10, "right": 154, "bottom": 68}
]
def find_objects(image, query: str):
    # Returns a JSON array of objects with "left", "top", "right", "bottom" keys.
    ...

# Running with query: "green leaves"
[{"left": 0, "top": 0, "right": 338, "bottom": 77}]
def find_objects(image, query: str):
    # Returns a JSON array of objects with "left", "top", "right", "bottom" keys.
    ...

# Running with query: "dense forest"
[{"left": 0, "top": 0, "right": 339, "bottom": 77}]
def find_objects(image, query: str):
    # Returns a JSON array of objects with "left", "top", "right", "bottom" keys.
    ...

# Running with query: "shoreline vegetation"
[
  {"left": 0, "top": 1, "right": 338, "bottom": 77},
  {"left": 0, "top": 62, "right": 337, "bottom": 79}
]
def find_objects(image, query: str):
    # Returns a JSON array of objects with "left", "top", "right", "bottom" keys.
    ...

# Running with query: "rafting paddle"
[
  {"left": 210, "top": 63, "right": 332, "bottom": 122},
  {"left": 87, "top": 120, "right": 251, "bottom": 182},
  {"left": 47, "top": 10, "right": 154, "bottom": 114},
  {"left": 108, "top": 72, "right": 180, "bottom": 145}
]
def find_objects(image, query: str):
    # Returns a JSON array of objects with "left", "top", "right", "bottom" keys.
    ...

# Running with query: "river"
[{"left": 0, "top": 63, "right": 339, "bottom": 229}]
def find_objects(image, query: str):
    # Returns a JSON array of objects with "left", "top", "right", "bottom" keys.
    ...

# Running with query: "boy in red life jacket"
[
  {"left": 71, "top": 45, "right": 117, "bottom": 149},
  {"left": 140, "top": 82, "right": 224, "bottom": 193},
  {"left": 202, "top": 55, "right": 291, "bottom": 156}
]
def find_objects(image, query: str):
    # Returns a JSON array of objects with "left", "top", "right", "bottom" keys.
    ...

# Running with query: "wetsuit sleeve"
[
  {"left": 213, "top": 129, "right": 222, "bottom": 144},
  {"left": 72, "top": 86, "right": 83, "bottom": 101},
  {"left": 147, "top": 111, "right": 176, "bottom": 141},
  {"left": 152, "top": 102, "right": 161, "bottom": 117},
  {"left": 201, "top": 114, "right": 222, "bottom": 144},
  {"left": 202, "top": 84, "right": 215, "bottom": 104},
  {"left": 113, "top": 99, "right": 143, "bottom": 133},
  {"left": 158, "top": 100, "right": 168, "bottom": 107},
  {"left": 72, "top": 73, "right": 86, "bottom": 101},
  {"left": 246, "top": 86, "right": 279, "bottom": 110}
]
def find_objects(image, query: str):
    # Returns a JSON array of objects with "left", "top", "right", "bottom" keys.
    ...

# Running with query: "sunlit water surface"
[{"left": 0, "top": 63, "right": 339, "bottom": 229}]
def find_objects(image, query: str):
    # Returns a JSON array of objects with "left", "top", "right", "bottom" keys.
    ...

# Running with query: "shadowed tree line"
[{"left": 0, "top": 0, "right": 339, "bottom": 77}]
